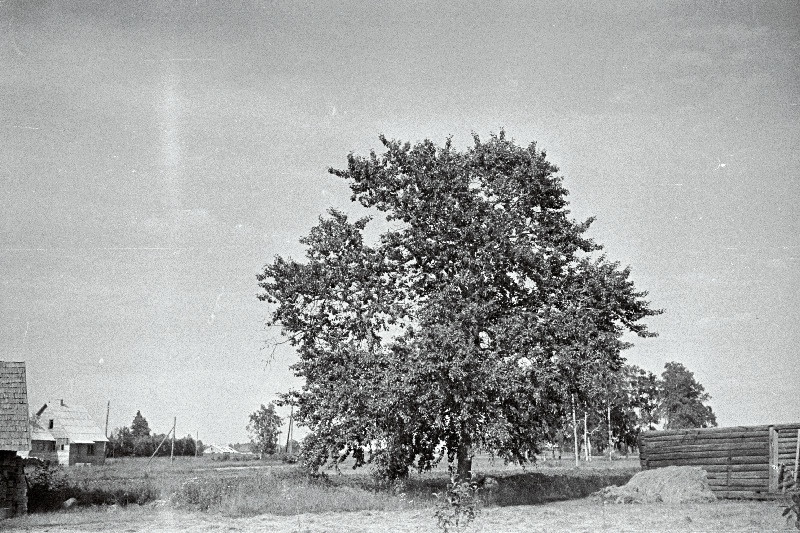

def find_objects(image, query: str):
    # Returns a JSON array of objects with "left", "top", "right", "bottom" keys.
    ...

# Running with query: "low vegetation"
[
  {"left": 12, "top": 456, "right": 798, "bottom": 531},
  {"left": 22, "top": 455, "right": 636, "bottom": 516}
]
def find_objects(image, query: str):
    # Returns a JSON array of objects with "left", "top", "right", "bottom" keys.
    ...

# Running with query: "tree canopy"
[
  {"left": 247, "top": 403, "right": 283, "bottom": 458},
  {"left": 130, "top": 410, "right": 151, "bottom": 438},
  {"left": 107, "top": 411, "right": 198, "bottom": 458},
  {"left": 258, "top": 133, "right": 661, "bottom": 479},
  {"left": 657, "top": 361, "right": 717, "bottom": 429}
]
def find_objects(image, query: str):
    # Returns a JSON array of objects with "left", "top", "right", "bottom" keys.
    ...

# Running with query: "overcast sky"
[{"left": 1, "top": 0, "right": 798, "bottom": 445}]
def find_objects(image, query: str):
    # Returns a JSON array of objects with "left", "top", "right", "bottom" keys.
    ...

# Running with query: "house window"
[
  {"left": 87, "top": 444, "right": 95, "bottom": 455},
  {"left": 49, "top": 442, "right": 56, "bottom": 451},
  {"left": 48, "top": 419, "right": 54, "bottom": 429},
  {"left": 60, "top": 444, "right": 64, "bottom": 451}
]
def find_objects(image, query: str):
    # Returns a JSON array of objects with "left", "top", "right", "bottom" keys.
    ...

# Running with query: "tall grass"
[
  {"left": 171, "top": 469, "right": 418, "bottom": 516},
  {"left": 25, "top": 455, "right": 640, "bottom": 518}
]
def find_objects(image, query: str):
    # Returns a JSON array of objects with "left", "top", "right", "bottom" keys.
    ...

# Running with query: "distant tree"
[
  {"left": 247, "top": 403, "right": 283, "bottom": 458},
  {"left": 134, "top": 434, "right": 156, "bottom": 457},
  {"left": 259, "top": 133, "right": 661, "bottom": 481},
  {"left": 108, "top": 426, "right": 134, "bottom": 457},
  {"left": 657, "top": 361, "right": 717, "bottom": 429},
  {"left": 282, "top": 439, "right": 300, "bottom": 454},
  {"left": 177, "top": 435, "right": 197, "bottom": 456},
  {"left": 627, "top": 365, "right": 660, "bottom": 431},
  {"left": 130, "top": 410, "right": 151, "bottom": 438}
]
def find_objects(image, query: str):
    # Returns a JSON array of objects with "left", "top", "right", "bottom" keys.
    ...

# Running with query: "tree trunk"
[
  {"left": 583, "top": 409, "right": 589, "bottom": 462},
  {"left": 456, "top": 440, "right": 473, "bottom": 482},
  {"left": 607, "top": 397, "right": 613, "bottom": 462},
  {"left": 572, "top": 394, "right": 579, "bottom": 467}
]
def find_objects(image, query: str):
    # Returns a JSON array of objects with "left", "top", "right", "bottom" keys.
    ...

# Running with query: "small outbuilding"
[
  {"left": 639, "top": 423, "right": 800, "bottom": 499},
  {"left": 0, "top": 361, "right": 30, "bottom": 517},
  {"left": 203, "top": 443, "right": 256, "bottom": 460},
  {"left": 35, "top": 400, "right": 108, "bottom": 466}
]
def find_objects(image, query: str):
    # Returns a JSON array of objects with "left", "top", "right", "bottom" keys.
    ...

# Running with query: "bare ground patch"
[{"left": 7, "top": 499, "right": 794, "bottom": 532}]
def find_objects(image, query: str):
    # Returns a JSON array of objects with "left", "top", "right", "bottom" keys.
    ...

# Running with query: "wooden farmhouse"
[
  {"left": 0, "top": 361, "right": 30, "bottom": 517},
  {"left": 26, "top": 418, "right": 58, "bottom": 463},
  {"left": 35, "top": 400, "right": 108, "bottom": 466},
  {"left": 639, "top": 423, "right": 800, "bottom": 499}
]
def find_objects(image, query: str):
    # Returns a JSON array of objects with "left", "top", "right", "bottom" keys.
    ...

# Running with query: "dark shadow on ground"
[{"left": 401, "top": 469, "right": 635, "bottom": 507}]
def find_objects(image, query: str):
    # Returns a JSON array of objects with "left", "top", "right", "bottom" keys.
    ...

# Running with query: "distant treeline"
[{"left": 107, "top": 410, "right": 202, "bottom": 458}]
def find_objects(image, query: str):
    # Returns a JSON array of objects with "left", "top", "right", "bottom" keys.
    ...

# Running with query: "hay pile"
[{"left": 592, "top": 466, "right": 717, "bottom": 504}]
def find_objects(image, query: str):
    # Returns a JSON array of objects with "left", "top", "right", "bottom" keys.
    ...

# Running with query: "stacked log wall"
[
  {"left": 0, "top": 451, "right": 26, "bottom": 518},
  {"left": 638, "top": 423, "right": 800, "bottom": 500}
]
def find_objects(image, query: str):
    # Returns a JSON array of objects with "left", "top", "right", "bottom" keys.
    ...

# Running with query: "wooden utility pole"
[
  {"left": 170, "top": 417, "right": 176, "bottom": 462},
  {"left": 146, "top": 426, "right": 173, "bottom": 467},
  {"left": 571, "top": 394, "right": 579, "bottom": 467},
  {"left": 285, "top": 405, "right": 294, "bottom": 455},
  {"left": 104, "top": 401, "right": 110, "bottom": 438}
]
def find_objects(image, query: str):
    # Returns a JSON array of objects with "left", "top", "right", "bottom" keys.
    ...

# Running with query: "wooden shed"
[
  {"left": 0, "top": 361, "right": 30, "bottom": 517},
  {"left": 638, "top": 424, "right": 800, "bottom": 499}
]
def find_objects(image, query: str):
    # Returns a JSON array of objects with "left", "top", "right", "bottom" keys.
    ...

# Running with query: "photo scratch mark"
[{"left": 208, "top": 290, "right": 224, "bottom": 324}]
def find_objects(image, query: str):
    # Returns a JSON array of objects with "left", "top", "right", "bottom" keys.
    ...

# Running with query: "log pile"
[{"left": 638, "top": 423, "right": 800, "bottom": 500}]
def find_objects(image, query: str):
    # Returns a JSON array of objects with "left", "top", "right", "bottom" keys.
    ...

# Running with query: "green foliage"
[
  {"left": 259, "top": 133, "right": 661, "bottom": 480},
  {"left": 627, "top": 365, "right": 660, "bottom": 431},
  {"left": 171, "top": 469, "right": 409, "bottom": 516},
  {"left": 657, "top": 362, "right": 717, "bottom": 429},
  {"left": 107, "top": 426, "right": 134, "bottom": 457},
  {"left": 108, "top": 418, "right": 197, "bottom": 458},
  {"left": 783, "top": 488, "right": 800, "bottom": 530},
  {"left": 24, "top": 460, "right": 158, "bottom": 512},
  {"left": 247, "top": 403, "right": 283, "bottom": 457},
  {"left": 130, "top": 410, "right": 151, "bottom": 438},
  {"left": 577, "top": 364, "right": 661, "bottom": 456},
  {"left": 434, "top": 472, "right": 481, "bottom": 533}
]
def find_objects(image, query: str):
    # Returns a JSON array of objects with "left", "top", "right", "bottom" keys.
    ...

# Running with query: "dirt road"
[{"left": 8, "top": 499, "right": 795, "bottom": 532}]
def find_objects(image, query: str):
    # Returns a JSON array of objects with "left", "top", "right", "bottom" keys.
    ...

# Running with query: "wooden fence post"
[
  {"left": 794, "top": 428, "right": 799, "bottom": 483},
  {"left": 769, "top": 426, "right": 779, "bottom": 493},
  {"left": 726, "top": 449, "right": 731, "bottom": 489}
]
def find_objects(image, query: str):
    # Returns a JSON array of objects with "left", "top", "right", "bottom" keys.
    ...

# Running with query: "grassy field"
[{"left": 7, "top": 455, "right": 798, "bottom": 531}]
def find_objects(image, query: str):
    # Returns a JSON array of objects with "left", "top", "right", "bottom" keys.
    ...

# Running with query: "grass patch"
[
  {"left": 172, "top": 469, "right": 418, "bottom": 516},
  {"left": 25, "top": 461, "right": 161, "bottom": 512},
  {"left": 24, "top": 455, "right": 640, "bottom": 518}
]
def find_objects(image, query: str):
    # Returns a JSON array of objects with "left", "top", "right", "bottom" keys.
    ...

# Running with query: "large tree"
[
  {"left": 130, "top": 410, "right": 151, "bottom": 438},
  {"left": 247, "top": 403, "right": 283, "bottom": 458},
  {"left": 657, "top": 361, "right": 717, "bottom": 429},
  {"left": 259, "top": 133, "right": 661, "bottom": 480}
]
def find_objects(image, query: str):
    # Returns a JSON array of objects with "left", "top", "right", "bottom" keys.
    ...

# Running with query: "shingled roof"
[
  {"left": 39, "top": 400, "right": 108, "bottom": 444},
  {"left": 29, "top": 417, "right": 56, "bottom": 442},
  {"left": 0, "top": 361, "right": 31, "bottom": 451}
]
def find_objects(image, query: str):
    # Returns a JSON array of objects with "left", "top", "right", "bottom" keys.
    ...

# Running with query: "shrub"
[
  {"left": 25, "top": 460, "right": 159, "bottom": 512},
  {"left": 433, "top": 473, "right": 480, "bottom": 533},
  {"left": 25, "top": 461, "right": 70, "bottom": 512},
  {"left": 783, "top": 491, "right": 800, "bottom": 530}
]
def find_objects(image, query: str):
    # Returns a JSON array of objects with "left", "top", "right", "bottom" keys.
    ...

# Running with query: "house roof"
[
  {"left": 204, "top": 443, "right": 239, "bottom": 454},
  {"left": 29, "top": 417, "right": 56, "bottom": 442},
  {"left": 39, "top": 400, "right": 108, "bottom": 444},
  {"left": 0, "top": 361, "right": 31, "bottom": 451}
]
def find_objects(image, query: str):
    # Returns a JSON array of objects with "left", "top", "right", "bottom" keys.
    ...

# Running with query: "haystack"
[{"left": 592, "top": 466, "right": 716, "bottom": 504}]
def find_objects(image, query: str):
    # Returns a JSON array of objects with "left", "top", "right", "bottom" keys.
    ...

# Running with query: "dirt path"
[{"left": 8, "top": 499, "right": 795, "bottom": 532}]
